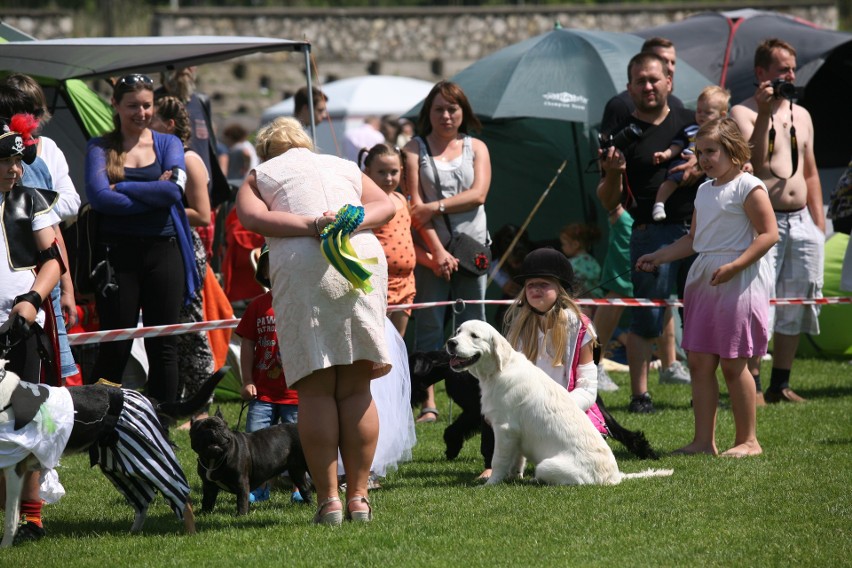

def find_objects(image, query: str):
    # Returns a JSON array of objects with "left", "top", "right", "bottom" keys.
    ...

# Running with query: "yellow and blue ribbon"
[{"left": 320, "top": 204, "right": 378, "bottom": 293}]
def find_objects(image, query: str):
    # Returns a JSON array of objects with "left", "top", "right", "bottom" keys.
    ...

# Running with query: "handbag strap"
[{"left": 420, "top": 136, "right": 455, "bottom": 237}]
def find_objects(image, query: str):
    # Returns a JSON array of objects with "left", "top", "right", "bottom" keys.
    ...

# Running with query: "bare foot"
[
  {"left": 476, "top": 469, "right": 492, "bottom": 481},
  {"left": 721, "top": 442, "right": 762, "bottom": 458},
  {"left": 671, "top": 443, "right": 718, "bottom": 456}
]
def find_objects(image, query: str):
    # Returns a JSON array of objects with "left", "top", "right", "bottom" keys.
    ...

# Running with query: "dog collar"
[{"left": 197, "top": 454, "right": 228, "bottom": 473}]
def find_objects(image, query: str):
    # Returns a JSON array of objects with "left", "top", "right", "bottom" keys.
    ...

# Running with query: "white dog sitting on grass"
[{"left": 446, "top": 320, "right": 673, "bottom": 486}]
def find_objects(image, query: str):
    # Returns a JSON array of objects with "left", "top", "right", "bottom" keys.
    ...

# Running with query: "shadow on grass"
[{"left": 792, "top": 384, "right": 852, "bottom": 399}]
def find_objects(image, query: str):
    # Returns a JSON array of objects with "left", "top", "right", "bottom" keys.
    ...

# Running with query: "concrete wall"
[{"left": 3, "top": 2, "right": 840, "bottom": 127}]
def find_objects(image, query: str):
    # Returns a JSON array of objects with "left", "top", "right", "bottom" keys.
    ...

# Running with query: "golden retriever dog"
[{"left": 446, "top": 321, "right": 673, "bottom": 486}]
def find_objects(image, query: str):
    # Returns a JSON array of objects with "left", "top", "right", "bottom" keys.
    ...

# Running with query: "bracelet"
[
  {"left": 13, "top": 290, "right": 42, "bottom": 311},
  {"left": 314, "top": 216, "right": 323, "bottom": 236}
]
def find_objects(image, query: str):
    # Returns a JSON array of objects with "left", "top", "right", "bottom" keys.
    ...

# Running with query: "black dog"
[
  {"left": 409, "top": 350, "right": 658, "bottom": 460},
  {"left": 189, "top": 412, "right": 312, "bottom": 516},
  {"left": 410, "top": 350, "right": 483, "bottom": 461}
]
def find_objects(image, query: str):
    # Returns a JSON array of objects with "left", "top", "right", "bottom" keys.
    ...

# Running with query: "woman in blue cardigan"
[{"left": 85, "top": 74, "right": 200, "bottom": 403}]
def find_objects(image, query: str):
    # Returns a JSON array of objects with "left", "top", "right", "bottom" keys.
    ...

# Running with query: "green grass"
[{"left": 3, "top": 358, "right": 851, "bottom": 567}]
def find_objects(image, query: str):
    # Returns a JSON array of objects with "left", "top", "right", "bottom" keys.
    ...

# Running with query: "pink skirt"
[{"left": 681, "top": 252, "right": 773, "bottom": 359}]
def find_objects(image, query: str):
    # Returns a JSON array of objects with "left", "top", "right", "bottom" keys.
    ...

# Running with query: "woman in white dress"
[{"left": 236, "top": 117, "right": 395, "bottom": 525}]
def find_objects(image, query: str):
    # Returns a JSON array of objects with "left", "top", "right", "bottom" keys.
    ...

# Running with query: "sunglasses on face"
[{"left": 116, "top": 74, "right": 154, "bottom": 88}]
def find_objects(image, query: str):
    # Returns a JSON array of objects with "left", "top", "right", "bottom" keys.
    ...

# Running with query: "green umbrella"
[
  {"left": 452, "top": 27, "right": 711, "bottom": 125},
  {"left": 409, "top": 28, "right": 713, "bottom": 244}
]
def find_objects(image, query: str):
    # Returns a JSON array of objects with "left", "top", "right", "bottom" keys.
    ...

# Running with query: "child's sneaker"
[
  {"left": 652, "top": 202, "right": 667, "bottom": 221},
  {"left": 249, "top": 485, "right": 270, "bottom": 504},
  {"left": 659, "top": 361, "right": 691, "bottom": 385},
  {"left": 12, "top": 520, "right": 46, "bottom": 544},
  {"left": 628, "top": 392, "right": 655, "bottom": 414},
  {"left": 597, "top": 363, "right": 619, "bottom": 392},
  {"left": 291, "top": 489, "right": 305, "bottom": 504}
]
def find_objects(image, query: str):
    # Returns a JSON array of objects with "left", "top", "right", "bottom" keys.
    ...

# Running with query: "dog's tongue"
[{"left": 449, "top": 356, "right": 464, "bottom": 368}]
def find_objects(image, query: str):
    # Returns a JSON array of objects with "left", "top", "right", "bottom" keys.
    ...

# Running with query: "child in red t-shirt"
[{"left": 235, "top": 244, "right": 301, "bottom": 502}]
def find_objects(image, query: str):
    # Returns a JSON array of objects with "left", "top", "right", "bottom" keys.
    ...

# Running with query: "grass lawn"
[{"left": 2, "top": 357, "right": 850, "bottom": 567}]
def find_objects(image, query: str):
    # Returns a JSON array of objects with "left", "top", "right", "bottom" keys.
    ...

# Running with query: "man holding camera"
[
  {"left": 597, "top": 52, "right": 699, "bottom": 413},
  {"left": 731, "top": 38, "right": 824, "bottom": 404}
]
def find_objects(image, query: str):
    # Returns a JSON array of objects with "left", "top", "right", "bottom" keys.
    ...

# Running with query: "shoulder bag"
[{"left": 421, "top": 137, "right": 491, "bottom": 276}]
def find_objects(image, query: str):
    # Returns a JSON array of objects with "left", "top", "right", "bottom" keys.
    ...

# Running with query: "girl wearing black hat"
[{"left": 478, "top": 248, "right": 608, "bottom": 480}]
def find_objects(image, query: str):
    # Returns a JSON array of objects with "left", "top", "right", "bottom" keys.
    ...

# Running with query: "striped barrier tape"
[{"left": 67, "top": 296, "right": 851, "bottom": 345}]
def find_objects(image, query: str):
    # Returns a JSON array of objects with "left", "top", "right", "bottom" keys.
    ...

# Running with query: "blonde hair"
[
  {"left": 255, "top": 116, "right": 314, "bottom": 161},
  {"left": 503, "top": 278, "right": 586, "bottom": 367},
  {"left": 696, "top": 117, "right": 751, "bottom": 169},
  {"left": 698, "top": 85, "right": 731, "bottom": 114}
]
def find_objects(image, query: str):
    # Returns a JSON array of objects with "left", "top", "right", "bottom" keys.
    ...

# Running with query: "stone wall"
[{"left": 3, "top": 2, "right": 841, "bottom": 126}]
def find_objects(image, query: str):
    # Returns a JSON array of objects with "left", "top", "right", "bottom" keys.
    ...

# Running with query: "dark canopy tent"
[
  {"left": 0, "top": 35, "right": 313, "bottom": 195},
  {"left": 636, "top": 9, "right": 852, "bottom": 168}
]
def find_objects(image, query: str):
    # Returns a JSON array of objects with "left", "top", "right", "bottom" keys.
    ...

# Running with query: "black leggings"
[{"left": 91, "top": 236, "right": 185, "bottom": 403}]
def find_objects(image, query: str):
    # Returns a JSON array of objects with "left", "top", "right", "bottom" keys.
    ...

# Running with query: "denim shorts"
[
  {"left": 50, "top": 284, "right": 78, "bottom": 378},
  {"left": 246, "top": 400, "right": 298, "bottom": 433},
  {"left": 629, "top": 223, "right": 694, "bottom": 338}
]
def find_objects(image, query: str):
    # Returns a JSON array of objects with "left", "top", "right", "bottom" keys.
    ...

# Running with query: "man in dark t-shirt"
[
  {"left": 597, "top": 52, "right": 700, "bottom": 414},
  {"left": 600, "top": 37, "right": 684, "bottom": 137}
]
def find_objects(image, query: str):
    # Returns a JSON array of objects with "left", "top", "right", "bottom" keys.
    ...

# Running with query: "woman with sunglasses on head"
[{"left": 84, "top": 74, "right": 201, "bottom": 403}]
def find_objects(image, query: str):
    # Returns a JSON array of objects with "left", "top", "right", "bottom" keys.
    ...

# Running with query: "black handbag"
[
  {"left": 446, "top": 230, "right": 492, "bottom": 276},
  {"left": 421, "top": 136, "right": 491, "bottom": 276}
]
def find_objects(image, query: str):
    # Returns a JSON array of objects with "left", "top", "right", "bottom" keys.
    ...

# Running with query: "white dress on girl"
[
  {"left": 338, "top": 318, "right": 416, "bottom": 478},
  {"left": 681, "top": 172, "right": 774, "bottom": 359}
]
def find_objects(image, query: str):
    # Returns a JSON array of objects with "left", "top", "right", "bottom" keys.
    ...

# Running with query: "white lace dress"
[{"left": 254, "top": 148, "right": 391, "bottom": 385}]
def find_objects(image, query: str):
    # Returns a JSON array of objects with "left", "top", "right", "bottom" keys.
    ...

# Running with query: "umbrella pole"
[{"left": 486, "top": 159, "right": 568, "bottom": 288}]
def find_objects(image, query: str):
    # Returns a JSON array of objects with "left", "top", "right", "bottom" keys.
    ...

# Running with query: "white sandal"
[
  {"left": 313, "top": 496, "right": 343, "bottom": 526},
  {"left": 346, "top": 495, "right": 373, "bottom": 523}
]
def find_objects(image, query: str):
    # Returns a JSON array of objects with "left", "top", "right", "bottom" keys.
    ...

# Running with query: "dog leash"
[
  {"left": 575, "top": 267, "right": 634, "bottom": 299},
  {"left": 234, "top": 400, "right": 250, "bottom": 432}
]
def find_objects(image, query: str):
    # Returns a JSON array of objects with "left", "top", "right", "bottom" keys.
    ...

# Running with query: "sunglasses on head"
[{"left": 116, "top": 74, "right": 153, "bottom": 89}]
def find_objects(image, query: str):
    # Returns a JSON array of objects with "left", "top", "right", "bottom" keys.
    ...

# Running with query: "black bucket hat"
[
  {"left": 0, "top": 114, "right": 38, "bottom": 165},
  {"left": 513, "top": 248, "right": 575, "bottom": 293}
]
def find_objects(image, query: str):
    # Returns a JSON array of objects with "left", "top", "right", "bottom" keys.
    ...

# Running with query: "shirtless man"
[{"left": 731, "top": 38, "right": 825, "bottom": 404}]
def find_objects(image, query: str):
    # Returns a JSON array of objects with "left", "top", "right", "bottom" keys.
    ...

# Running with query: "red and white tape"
[
  {"left": 389, "top": 296, "right": 852, "bottom": 312},
  {"left": 68, "top": 296, "right": 851, "bottom": 345},
  {"left": 67, "top": 318, "right": 239, "bottom": 346}
]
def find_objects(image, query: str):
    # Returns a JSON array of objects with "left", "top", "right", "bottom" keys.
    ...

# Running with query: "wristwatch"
[{"left": 438, "top": 200, "right": 446, "bottom": 213}]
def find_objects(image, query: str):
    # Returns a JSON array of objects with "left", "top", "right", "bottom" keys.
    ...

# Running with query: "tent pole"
[
  {"left": 303, "top": 44, "right": 316, "bottom": 143},
  {"left": 486, "top": 159, "right": 568, "bottom": 288},
  {"left": 571, "top": 124, "right": 588, "bottom": 221}
]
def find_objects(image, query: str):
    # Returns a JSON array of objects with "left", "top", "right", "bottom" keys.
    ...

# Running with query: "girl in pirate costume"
[
  {"left": 0, "top": 113, "right": 66, "bottom": 543},
  {"left": 2, "top": 113, "right": 194, "bottom": 544}
]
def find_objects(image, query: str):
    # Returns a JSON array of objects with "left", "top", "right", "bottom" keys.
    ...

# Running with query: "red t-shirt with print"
[{"left": 235, "top": 292, "right": 298, "bottom": 405}]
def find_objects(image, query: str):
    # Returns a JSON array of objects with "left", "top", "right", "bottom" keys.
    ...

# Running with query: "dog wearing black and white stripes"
[{"left": 1, "top": 363, "right": 226, "bottom": 547}]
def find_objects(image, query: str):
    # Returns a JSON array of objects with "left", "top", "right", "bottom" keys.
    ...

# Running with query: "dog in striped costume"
[{"left": 1, "top": 363, "right": 226, "bottom": 546}]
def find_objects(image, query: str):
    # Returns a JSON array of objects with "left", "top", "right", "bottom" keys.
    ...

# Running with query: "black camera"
[
  {"left": 771, "top": 79, "right": 804, "bottom": 100},
  {"left": 90, "top": 259, "right": 118, "bottom": 298},
  {"left": 599, "top": 123, "right": 643, "bottom": 153}
]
